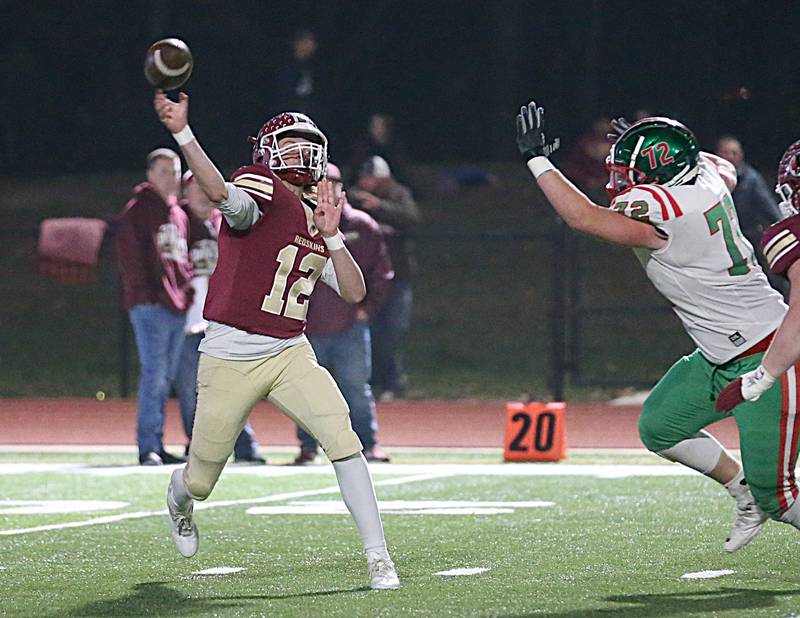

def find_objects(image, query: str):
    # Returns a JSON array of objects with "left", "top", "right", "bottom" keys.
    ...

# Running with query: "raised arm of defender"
[{"left": 516, "top": 101, "right": 666, "bottom": 250}]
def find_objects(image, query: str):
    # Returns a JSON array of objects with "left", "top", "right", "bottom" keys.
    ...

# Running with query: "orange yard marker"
[{"left": 503, "top": 402, "right": 567, "bottom": 462}]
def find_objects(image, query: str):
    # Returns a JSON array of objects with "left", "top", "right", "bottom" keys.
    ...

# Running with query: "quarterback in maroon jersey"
[{"left": 153, "top": 90, "right": 399, "bottom": 590}]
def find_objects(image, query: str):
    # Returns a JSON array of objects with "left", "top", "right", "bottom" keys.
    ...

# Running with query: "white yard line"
[
  {"left": 0, "top": 462, "right": 726, "bottom": 478},
  {"left": 0, "top": 473, "right": 452, "bottom": 537}
]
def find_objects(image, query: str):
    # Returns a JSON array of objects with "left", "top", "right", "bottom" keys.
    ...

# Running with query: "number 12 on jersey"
[{"left": 261, "top": 244, "right": 327, "bottom": 320}]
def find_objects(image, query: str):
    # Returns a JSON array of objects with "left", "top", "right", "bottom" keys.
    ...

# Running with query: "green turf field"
[{"left": 1, "top": 449, "right": 798, "bottom": 617}]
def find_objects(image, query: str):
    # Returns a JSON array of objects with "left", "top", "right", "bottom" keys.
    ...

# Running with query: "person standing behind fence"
[
  {"left": 117, "top": 148, "right": 193, "bottom": 466},
  {"left": 295, "top": 163, "right": 394, "bottom": 464},
  {"left": 173, "top": 172, "right": 265, "bottom": 464},
  {"left": 274, "top": 30, "right": 324, "bottom": 123},
  {"left": 349, "top": 113, "right": 411, "bottom": 188},
  {"left": 349, "top": 156, "right": 421, "bottom": 401}
]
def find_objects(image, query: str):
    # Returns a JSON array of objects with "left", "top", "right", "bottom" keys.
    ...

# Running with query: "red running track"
[{"left": 0, "top": 398, "right": 740, "bottom": 449}]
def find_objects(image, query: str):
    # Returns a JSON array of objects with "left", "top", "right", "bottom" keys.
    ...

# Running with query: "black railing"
[{"left": 2, "top": 224, "right": 687, "bottom": 399}]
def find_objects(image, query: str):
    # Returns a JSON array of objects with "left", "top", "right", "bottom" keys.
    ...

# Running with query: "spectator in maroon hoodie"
[
  {"left": 117, "top": 148, "right": 193, "bottom": 465},
  {"left": 294, "top": 162, "right": 395, "bottom": 464}
]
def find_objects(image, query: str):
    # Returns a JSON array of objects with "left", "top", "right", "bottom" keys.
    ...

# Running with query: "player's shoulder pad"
[
  {"left": 609, "top": 184, "right": 683, "bottom": 224},
  {"left": 761, "top": 215, "right": 800, "bottom": 275},
  {"left": 230, "top": 164, "right": 276, "bottom": 203}
]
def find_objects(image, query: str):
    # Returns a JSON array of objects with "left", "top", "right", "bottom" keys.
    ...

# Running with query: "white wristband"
[
  {"left": 741, "top": 365, "right": 777, "bottom": 402},
  {"left": 172, "top": 126, "right": 196, "bottom": 147},
  {"left": 323, "top": 233, "right": 345, "bottom": 251},
  {"left": 526, "top": 156, "right": 556, "bottom": 179}
]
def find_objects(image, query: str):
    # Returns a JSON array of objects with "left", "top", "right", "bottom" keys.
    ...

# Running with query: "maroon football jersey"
[
  {"left": 203, "top": 164, "right": 330, "bottom": 338},
  {"left": 761, "top": 215, "right": 800, "bottom": 276}
]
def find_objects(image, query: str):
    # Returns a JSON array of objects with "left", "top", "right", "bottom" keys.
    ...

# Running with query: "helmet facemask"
[
  {"left": 265, "top": 130, "right": 327, "bottom": 186},
  {"left": 606, "top": 157, "right": 648, "bottom": 200},
  {"left": 251, "top": 113, "right": 328, "bottom": 186},
  {"left": 776, "top": 142, "right": 800, "bottom": 219}
]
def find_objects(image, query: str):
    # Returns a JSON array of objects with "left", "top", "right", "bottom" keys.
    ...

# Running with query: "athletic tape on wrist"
[
  {"left": 172, "top": 126, "right": 196, "bottom": 147},
  {"left": 526, "top": 157, "right": 556, "bottom": 179},
  {"left": 323, "top": 234, "right": 345, "bottom": 251},
  {"left": 758, "top": 365, "right": 777, "bottom": 385}
]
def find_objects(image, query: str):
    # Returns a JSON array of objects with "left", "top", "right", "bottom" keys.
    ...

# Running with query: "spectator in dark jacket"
[
  {"left": 717, "top": 136, "right": 782, "bottom": 239},
  {"left": 117, "top": 148, "right": 193, "bottom": 465},
  {"left": 295, "top": 163, "right": 395, "bottom": 464},
  {"left": 349, "top": 156, "right": 421, "bottom": 400}
]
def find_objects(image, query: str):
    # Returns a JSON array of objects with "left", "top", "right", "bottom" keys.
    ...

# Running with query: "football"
[{"left": 144, "top": 38, "right": 193, "bottom": 90}]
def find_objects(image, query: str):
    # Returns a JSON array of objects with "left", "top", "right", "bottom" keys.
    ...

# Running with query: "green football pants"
[{"left": 639, "top": 349, "right": 800, "bottom": 519}]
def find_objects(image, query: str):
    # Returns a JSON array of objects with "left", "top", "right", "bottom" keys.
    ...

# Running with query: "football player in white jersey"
[{"left": 516, "top": 101, "right": 800, "bottom": 550}]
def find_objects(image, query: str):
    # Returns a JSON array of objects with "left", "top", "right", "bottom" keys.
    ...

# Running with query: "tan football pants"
[{"left": 185, "top": 341, "right": 362, "bottom": 499}]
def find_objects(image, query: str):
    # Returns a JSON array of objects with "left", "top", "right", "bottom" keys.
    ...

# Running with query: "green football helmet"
[{"left": 606, "top": 117, "right": 700, "bottom": 199}]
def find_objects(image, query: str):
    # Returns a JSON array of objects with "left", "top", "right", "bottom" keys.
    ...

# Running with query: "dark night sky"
[{"left": 1, "top": 0, "right": 797, "bottom": 175}]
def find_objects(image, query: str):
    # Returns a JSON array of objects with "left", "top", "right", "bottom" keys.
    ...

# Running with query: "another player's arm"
[
  {"left": 516, "top": 101, "right": 664, "bottom": 250},
  {"left": 535, "top": 171, "right": 666, "bottom": 249},
  {"left": 700, "top": 152, "right": 737, "bottom": 192},
  {"left": 760, "top": 261, "right": 800, "bottom": 377},
  {"left": 316, "top": 179, "right": 366, "bottom": 303}
]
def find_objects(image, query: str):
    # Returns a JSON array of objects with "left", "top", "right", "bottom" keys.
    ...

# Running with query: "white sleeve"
[
  {"left": 319, "top": 258, "right": 341, "bottom": 295},
  {"left": 216, "top": 183, "right": 262, "bottom": 230}
]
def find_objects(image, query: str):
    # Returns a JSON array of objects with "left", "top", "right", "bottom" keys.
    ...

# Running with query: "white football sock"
[
  {"left": 170, "top": 467, "right": 193, "bottom": 511},
  {"left": 332, "top": 453, "right": 387, "bottom": 554},
  {"left": 724, "top": 467, "right": 749, "bottom": 499}
]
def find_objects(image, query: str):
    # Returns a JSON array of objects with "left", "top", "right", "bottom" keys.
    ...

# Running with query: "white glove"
[{"left": 740, "top": 365, "right": 777, "bottom": 402}]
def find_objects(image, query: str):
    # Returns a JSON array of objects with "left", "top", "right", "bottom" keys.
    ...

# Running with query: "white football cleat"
[
  {"left": 167, "top": 484, "right": 199, "bottom": 558},
  {"left": 367, "top": 553, "right": 400, "bottom": 590},
  {"left": 724, "top": 490, "right": 769, "bottom": 552}
]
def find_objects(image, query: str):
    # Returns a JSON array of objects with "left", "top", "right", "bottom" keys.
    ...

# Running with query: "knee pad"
[
  {"left": 320, "top": 426, "right": 363, "bottom": 462},
  {"left": 655, "top": 431, "right": 723, "bottom": 475},
  {"left": 185, "top": 456, "right": 225, "bottom": 501},
  {"left": 185, "top": 476, "right": 212, "bottom": 501}
]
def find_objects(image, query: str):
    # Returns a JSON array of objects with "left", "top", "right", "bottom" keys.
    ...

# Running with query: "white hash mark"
[
  {"left": 435, "top": 567, "right": 490, "bottom": 577},
  {"left": 681, "top": 569, "right": 735, "bottom": 580},
  {"left": 192, "top": 567, "right": 244, "bottom": 576}
]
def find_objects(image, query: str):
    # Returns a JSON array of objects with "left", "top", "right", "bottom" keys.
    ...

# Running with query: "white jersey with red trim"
[{"left": 609, "top": 157, "right": 786, "bottom": 364}]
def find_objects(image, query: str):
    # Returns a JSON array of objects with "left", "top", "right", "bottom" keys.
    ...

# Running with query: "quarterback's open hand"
[
  {"left": 314, "top": 178, "right": 344, "bottom": 238},
  {"left": 154, "top": 90, "right": 189, "bottom": 133},
  {"left": 715, "top": 365, "right": 777, "bottom": 413},
  {"left": 516, "top": 100, "right": 560, "bottom": 162}
]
